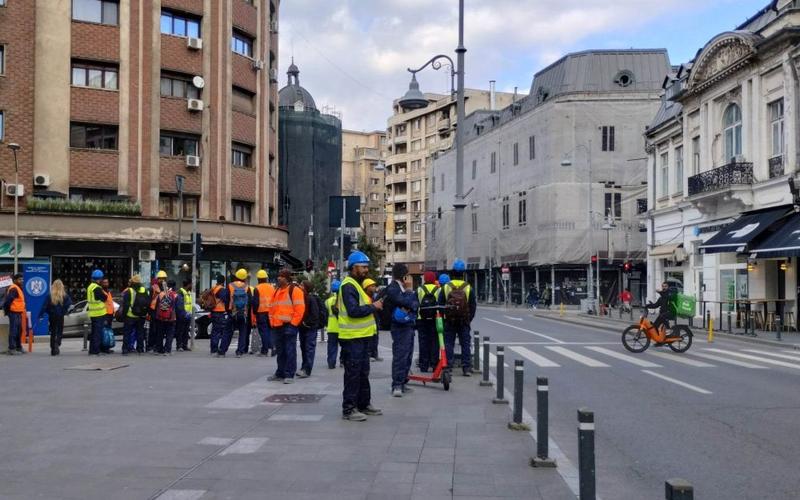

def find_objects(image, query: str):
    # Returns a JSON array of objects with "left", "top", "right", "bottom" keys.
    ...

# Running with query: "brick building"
[{"left": 0, "top": 0, "right": 286, "bottom": 299}]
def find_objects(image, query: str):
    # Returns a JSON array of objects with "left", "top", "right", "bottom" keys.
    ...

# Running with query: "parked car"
[
  {"left": 62, "top": 299, "right": 123, "bottom": 337},
  {"left": 193, "top": 304, "right": 212, "bottom": 339}
]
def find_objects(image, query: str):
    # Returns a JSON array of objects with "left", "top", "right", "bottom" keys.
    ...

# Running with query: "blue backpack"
[
  {"left": 231, "top": 284, "right": 248, "bottom": 314},
  {"left": 102, "top": 327, "right": 116, "bottom": 349}
]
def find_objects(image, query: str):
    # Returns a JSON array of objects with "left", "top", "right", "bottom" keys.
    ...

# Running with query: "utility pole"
[
  {"left": 190, "top": 214, "right": 197, "bottom": 350},
  {"left": 453, "top": 0, "right": 467, "bottom": 262}
]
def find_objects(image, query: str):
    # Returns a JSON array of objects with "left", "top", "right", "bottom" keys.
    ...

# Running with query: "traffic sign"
[
  {"left": 327, "top": 260, "right": 335, "bottom": 272},
  {"left": 501, "top": 265, "right": 510, "bottom": 281}
]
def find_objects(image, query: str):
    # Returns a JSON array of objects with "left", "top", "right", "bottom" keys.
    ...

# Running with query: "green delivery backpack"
[{"left": 669, "top": 293, "right": 696, "bottom": 319}]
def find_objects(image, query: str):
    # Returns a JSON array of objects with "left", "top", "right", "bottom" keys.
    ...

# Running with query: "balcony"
[
  {"left": 356, "top": 147, "right": 380, "bottom": 161},
  {"left": 769, "top": 155, "right": 785, "bottom": 179},
  {"left": 687, "top": 161, "right": 753, "bottom": 196},
  {"left": 437, "top": 118, "right": 451, "bottom": 132}
]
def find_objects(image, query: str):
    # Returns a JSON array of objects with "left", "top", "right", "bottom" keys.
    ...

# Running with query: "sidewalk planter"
[{"left": 26, "top": 198, "right": 142, "bottom": 216}]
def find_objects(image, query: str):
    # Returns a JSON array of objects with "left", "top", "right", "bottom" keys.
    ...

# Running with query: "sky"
[{"left": 279, "top": 0, "right": 770, "bottom": 132}]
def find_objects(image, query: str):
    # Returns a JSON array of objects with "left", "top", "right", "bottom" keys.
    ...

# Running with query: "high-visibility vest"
[
  {"left": 416, "top": 284, "right": 440, "bottom": 319},
  {"left": 211, "top": 284, "right": 226, "bottom": 313},
  {"left": 443, "top": 280, "right": 472, "bottom": 300},
  {"left": 179, "top": 288, "right": 193, "bottom": 313},
  {"left": 127, "top": 286, "right": 145, "bottom": 318},
  {"left": 269, "top": 284, "right": 305, "bottom": 328},
  {"left": 104, "top": 289, "right": 114, "bottom": 315},
  {"left": 255, "top": 282, "right": 275, "bottom": 313},
  {"left": 7, "top": 283, "right": 25, "bottom": 313},
  {"left": 325, "top": 294, "right": 339, "bottom": 333},
  {"left": 87, "top": 282, "right": 107, "bottom": 318},
  {"left": 336, "top": 277, "right": 377, "bottom": 340}
]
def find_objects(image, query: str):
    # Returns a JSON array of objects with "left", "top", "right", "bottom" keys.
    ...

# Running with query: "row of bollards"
[{"left": 482, "top": 340, "right": 693, "bottom": 499}]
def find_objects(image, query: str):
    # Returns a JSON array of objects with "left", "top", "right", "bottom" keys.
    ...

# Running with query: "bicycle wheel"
[
  {"left": 622, "top": 325, "right": 650, "bottom": 353},
  {"left": 668, "top": 326, "right": 693, "bottom": 353}
]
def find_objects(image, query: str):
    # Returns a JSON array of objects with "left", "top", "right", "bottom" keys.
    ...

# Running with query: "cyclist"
[{"left": 646, "top": 281, "right": 676, "bottom": 337}]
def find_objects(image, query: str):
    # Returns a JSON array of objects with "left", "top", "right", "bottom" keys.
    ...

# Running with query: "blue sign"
[{"left": 23, "top": 263, "right": 51, "bottom": 336}]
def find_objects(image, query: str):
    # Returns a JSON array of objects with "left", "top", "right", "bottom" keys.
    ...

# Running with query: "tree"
[{"left": 357, "top": 235, "right": 384, "bottom": 281}]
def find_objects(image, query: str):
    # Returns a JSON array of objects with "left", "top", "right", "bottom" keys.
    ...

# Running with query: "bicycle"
[{"left": 621, "top": 308, "right": 693, "bottom": 353}]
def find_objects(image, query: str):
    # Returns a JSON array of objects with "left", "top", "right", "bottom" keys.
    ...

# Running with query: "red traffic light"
[{"left": 590, "top": 255, "right": 598, "bottom": 264}]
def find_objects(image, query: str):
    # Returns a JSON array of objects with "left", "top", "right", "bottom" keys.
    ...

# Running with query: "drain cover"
[
  {"left": 64, "top": 362, "right": 129, "bottom": 371},
  {"left": 264, "top": 394, "right": 325, "bottom": 403}
]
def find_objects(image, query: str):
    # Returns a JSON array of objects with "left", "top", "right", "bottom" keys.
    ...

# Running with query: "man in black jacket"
[
  {"left": 297, "top": 280, "right": 321, "bottom": 378},
  {"left": 646, "top": 281, "right": 676, "bottom": 337},
  {"left": 384, "top": 264, "right": 419, "bottom": 397}
]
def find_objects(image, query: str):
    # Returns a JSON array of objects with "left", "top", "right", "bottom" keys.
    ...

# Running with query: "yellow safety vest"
[
  {"left": 417, "top": 284, "right": 440, "bottom": 319},
  {"left": 127, "top": 286, "right": 146, "bottom": 318},
  {"left": 443, "top": 280, "right": 472, "bottom": 300},
  {"left": 325, "top": 294, "right": 339, "bottom": 334},
  {"left": 179, "top": 288, "right": 193, "bottom": 313},
  {"left": 336, "top": 277, "right": 376, "bottom": 340},
  {"left": 87, "top": 282, "right": 107, "bottom": 318}
]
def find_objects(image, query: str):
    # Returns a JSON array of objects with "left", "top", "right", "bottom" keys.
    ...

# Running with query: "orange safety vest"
[
  {"left": 8, "top": 283, "right": 25, "bottom": 313},
  {"left": 255, "top": 282, "right": 275, "bottom": 314},
  {"left": 104, "top": 289, "right": 114, "bottom": 315},
  {"left": 212, "top": 284, "right": 227, "bottom": 313},
  {"left": 269, "top": 284, "right": 306, "bottom": 328}
]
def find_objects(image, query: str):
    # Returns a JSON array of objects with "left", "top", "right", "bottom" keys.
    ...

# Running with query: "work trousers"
[
  {"left": 273, "top": 324, "right": 298, "bottom": 379},
  {"left": 231, "top": 313, "right": 249, "bottom": 355},
  {"left": 8, "top": 311, "right": 22, "bottom": 352},
  {"left": 49, "top": 314, "right": 65, "bottom": 354},
  {"left": 147, "top": 317, "right": 160, "bottom": 351},
  {"left": 175, "top": 315, "right": 190, "bottom": 350},
  {"left": 340, "top": 336, "right": 372, "bottom": 414},
  {"left": 298, "top": 326, "right": 318, "bottom": 375},
  {"left": 159, "top": 321, "right": 176, "bottom": 353},
  {"left": 444, "top": 324, "right": 472, "bottom": 371},
  {"left": 210, "top": 312, "right": 230, "bottom": 355},
  {"left": 391, "top": 325, "right": 415, "bottom": 390},
  {"left": 327, "top": 331, "right": 340, "bottom": 368},
  {"left": 255, "top": 313, "right": 272, "bottom": 354},
  {"left": 368, "top": 330, "right": 380, "bottom": 358},
  {"left": 123, "top": 317, "right": 145, "bottom": 353},
  {"left": 89, "top": 316, "right": 105, "bottom": 355},
  {"left": 416, "top": 320, "right": 439, "bottom": 371}
]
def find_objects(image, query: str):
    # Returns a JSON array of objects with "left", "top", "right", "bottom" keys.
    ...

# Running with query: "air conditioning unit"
[
  {"left": 268, "top": 67, "right": 278, "bottom": 83},
  {"left": 138, "top": 250, "right": 156, "bottom": 262},
  {"left": 187, "top": 98, "right": 204, "bottom": 111},
  {"left": 5, "top": 184, "right": 24, "bottom": 197},
  {"left": 187, "top": 37, "right": 203, "bottom": 50},
  {"left": 186, "top": 155, "right": 200, "bottom": 168},
  {"left": 33, "top": 174, "right": 51, "bottom": 187},
  {"left": 252, "top": 59, "right": 264, "bottom": 71},
  {"left": 269, "top": 20, "right": 278, "bottom": 33}
]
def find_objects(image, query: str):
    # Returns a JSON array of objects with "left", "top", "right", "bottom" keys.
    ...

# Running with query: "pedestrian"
[
  {"left": 229, "top": 269, "right": 252, "bottom": 358},
  {"left": 337, "top": 251, "right": 383, "bottom": 421},
  {"left": 325, "top": 280, "right": 342, "bottom": 369},
  {"left": 439, "top": 259, "right": 477, "bottom": 376},
  {"left": 147, "top": 271, "right": 167, "bottom": 352},
  {"left": 155, "top": 280, "right": 181, "bottom": 355},
  {"left": 252, "top": 269, "right": 275, "bottom": 357},
  {"left": 121, "top": 275, "right": 148, "bottom": 355},
  {"left": 38, "top": 279, "right": 72, "bottom": 356},
  {"left": 362, "top": 279, "right": 382, "bottom": 361},
  {"left": 416, "top": 271, "right": 441, "bottom": 373},
  {"left": 101, "top": 278, "right": 115, "bottom": 354},
  {"left": 176, "top": 280, "right": 193, "bottom": 351},
  {"left": 542, "top": 286, "right": 552, "bottom": 309},
  {"left": 384, "top": 263, "right": 419, "bottom": 397},
  {"left": 267, "top": 269, "right": 305, "bottom": 384},
  {"left": 297, "top": 280, "right": 325, "bottom": 378},
  {"left": 86, "top": 269, "right": 107, "bottom": 356},
  {"left": 3, "top": 274, "right": 26, "bottom": 355},
  {"left": 527, "top": 285, "right": 539, "bottom": 309},
  {"left": 619, "top": 288, "right": 633, "bottom": 314},
  {"left": 209, "top": 274, "right": 231, "bottom": 357}
]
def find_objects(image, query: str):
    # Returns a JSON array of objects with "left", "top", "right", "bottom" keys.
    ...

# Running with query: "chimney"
[{"left": 489, "top": 80, "right": 496, "bottom": 110}]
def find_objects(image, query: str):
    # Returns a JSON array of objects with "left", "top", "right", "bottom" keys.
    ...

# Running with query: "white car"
[{"left": 62, "top": 299, "right": 123, "bottom": 337}]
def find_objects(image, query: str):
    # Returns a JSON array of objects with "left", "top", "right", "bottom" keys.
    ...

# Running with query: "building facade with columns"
[{"left": 646, "top": 0, "right": 800, "bottom": 326}]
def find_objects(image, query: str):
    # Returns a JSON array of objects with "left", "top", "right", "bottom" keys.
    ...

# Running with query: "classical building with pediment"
[{"left": 645, "top": 0, "right": 800, "bottom": 331}]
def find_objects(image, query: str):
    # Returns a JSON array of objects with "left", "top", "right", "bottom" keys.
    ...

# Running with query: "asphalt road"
[{"left": 473, "top": 306, "right": 800, "bottom": 499}]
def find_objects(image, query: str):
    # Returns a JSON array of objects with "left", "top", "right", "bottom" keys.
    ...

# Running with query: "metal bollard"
[
  {"left": 480, "top": 337, "right": 492, "bottom": 386},
  {"left": 507, "top": 360, "right": 528, "bottom": 430},
  {"left": 776, "top": 316, "right": 782, "bottom": 341},
  {"left": 578, "top": 408, "right": 596, "bottom": 500},
  {"left": 493, "top": 346, "right": 508, "bottom": 405},
  {"left": 82, "top": 323, "right": 89, "bottom": 351},
  {"left": 727, "top": 311, "right": 732, "bottom": 333},
  {"left": 665, "top": 478, "right": 693, "bottom": 499},
  {"left": 530, "top": 377, "right": 556, "bottom": 467},
  {"left": 472, "top": 331, "right": 481, "bottom": 373}
]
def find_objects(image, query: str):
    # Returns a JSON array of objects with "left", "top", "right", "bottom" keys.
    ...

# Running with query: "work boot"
[
  {"left": 283, "top": 378, "right": 295, "bottom": 384},
  {"left": 328, "top": 363, "right": 336, "bottom": 369},
  {"left": 360, "top": 405, "right": 383, "bottom": 416},
  {"left": 402, "top": 385, "right": 413, "bottom": 394},
  {"left": 6, "top": 350, "right": 15, "bottom": 356},
  {"left": 462, "top": 368, "right": 472, "bottom": 377},
  {"left": 392, "top": 388, "right": 403, "bottom": 398},
  {"left": 296, "top": 370, "right": 310, "bottom": 379},
  {"left": 267, "top": 375, "right": 284, "bottom": 382},
  {"left": 342, "top": 410, "right": 368, "bottom": 422}
]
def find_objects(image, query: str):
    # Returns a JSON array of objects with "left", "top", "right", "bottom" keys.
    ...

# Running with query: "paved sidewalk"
[{"left": 0, "top": 335, "right": 574, "bottom": 500}]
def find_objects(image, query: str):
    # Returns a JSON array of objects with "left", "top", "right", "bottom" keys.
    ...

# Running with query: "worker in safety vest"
[
  {"left": 86, "top": 269, "right": 108, "bottom": 356},
  {"left": 229, "top": 268, "right": 252, "bottom": 358},
  {"left": 325, "top": 280, "right": 341, "bottom": 369},
  {"left": 209, "top": 274, "right": 230, "bottom": 356},
  {"left": 416, "top": 271, "right": 441, "bottom": 372},
  {"left": 147, "top": 271, "right": 167, "bottom": 352},
  {"left": 2, "top": 273, "right": 26, "bottom": 355},
  {"left": 121, "top": 275, "right": 147, "bottom": 355},
  {"left": 176, "top": 279, "right": 193, "bottom": 351},
  {"left": 337, "top": 251, "right": 384, "bottom": 421},
  {"left": 438, "top": 260, "right": 477, "bottom": 376},
  {"left": 252, "top": 269, "right": 275, "bottom": 356},
  {"left": 267, "top": 269, "right": 305, "bottom": 384},
  {"left": 100, "top": 278, "right": 115, "bottom": 354}
]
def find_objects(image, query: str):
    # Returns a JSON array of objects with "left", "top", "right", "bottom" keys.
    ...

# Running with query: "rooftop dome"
[{"left": 278, "top": 59, "right": 317, "bottom": 111}]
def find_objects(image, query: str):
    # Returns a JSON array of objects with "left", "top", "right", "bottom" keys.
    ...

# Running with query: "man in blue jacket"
[{"left": 383, "top": 263, "right": 419, "bottom": 397}]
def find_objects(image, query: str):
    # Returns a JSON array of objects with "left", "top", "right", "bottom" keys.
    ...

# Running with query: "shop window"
[
  {"left": 160, "top": 9, "right": 200, "bottom": 38},
  {"left": 70, "top": 122, "right": 118, "bottom": 150},
  {"left": 232, "top": 200, "right": 253, "bottom": 222},
  {"left": 72, "top": 61, "right": 118, "bottom": 89},
  {"left": 232, "top": 142, "right": 253, "bottom": 168},
  {"left": 52, "top": 256, "right": 129, "bottom": 303},
  {"left": 72, "top": 0, "right": 119, "bottom": 25},
  {"left": 160, "top": 132, "right": 199, "bottom": 156}
]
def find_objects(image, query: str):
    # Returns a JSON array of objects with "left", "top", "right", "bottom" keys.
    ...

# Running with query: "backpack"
[
  {"left": 156, "top": 290, "right": 177, "bottom": 322},
  {"left": 200, "top": 288, "right": 217, "bottom": 311},
  {"left": 303, "top": 294, "right": 327, "bottom": 329},
  {"left": 445, "top": 283, "right": 470, "bottom": 326},
  {"left": 231, "top": 284, "right": 249, "bottom": 314},
  {"left": 314, "top": 295, "right": 328, "bottom": 329},
  {"left": 374, "top": 287, "right": 392, "bottom": 330},
  {"left": 102, "top": 326, "right": 116, "bottom": 349},
  {"left": 419, "top": 286, "right": 439, "bottom": 321},
  {"left": 669, "top": 293, "right": 696, "bottom": 319},
  {"left": 131, "top": 288, "right": 150, "bottom": 318}
]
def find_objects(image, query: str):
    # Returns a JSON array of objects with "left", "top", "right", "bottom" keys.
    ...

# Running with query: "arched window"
[{"left": 723, "top": 104, "right": 742, "bottom": 161}]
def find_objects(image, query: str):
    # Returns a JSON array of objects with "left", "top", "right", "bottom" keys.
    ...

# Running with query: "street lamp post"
[{"left": 7, "top": 143, "right": 21, "bottom": 274}]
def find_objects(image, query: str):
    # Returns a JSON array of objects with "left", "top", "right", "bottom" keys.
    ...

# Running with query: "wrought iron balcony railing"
[
  {"left": 768, "top": 155, "right": 785, "bottom": 179},
  {"left": 687, "top": 161, "right": 753, "bottom": 196}
]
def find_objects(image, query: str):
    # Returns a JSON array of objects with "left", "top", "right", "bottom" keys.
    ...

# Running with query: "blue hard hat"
[
  {"left": 452, "top": 259, "right": 466, "bottom": 272},
  {"left": 347, "top": 251, "right": 370, "bottom": 268},
  {"left": 91, "top": 269, "right": 104, "bottom": 280},
  {"left": 331, "top": 280, "right": 341, "bottom": 293},
  {"left": 438, "top": 273, "right": 451, "bottom": 285}
]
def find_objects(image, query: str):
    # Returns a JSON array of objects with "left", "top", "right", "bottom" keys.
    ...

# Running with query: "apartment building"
[{"left": 341, "top": 129, "right": 387, "bottom": 251}]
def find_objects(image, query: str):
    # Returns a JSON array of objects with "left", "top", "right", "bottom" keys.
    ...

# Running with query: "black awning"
[
  {"left": 750, "top": 212, "right": 800, "bottom": 258},
  {"left": 699, "top": 205, "right": 792, "bottom": 254}
]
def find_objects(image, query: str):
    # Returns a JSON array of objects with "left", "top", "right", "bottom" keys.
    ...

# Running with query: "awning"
[
  {"left": 650, "top": 243, "right": 682, "bottom": 258},
  {"left": 699, "top": 205, "right": 791, "bottom": 254},
  {"left": 750, "top": 213, "right": 800, "bottom": 258}
]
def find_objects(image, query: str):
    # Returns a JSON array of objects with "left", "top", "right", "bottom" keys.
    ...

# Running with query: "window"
[
  {"left": 674, "top": 146, "right": 683, "bottom": 194},
  {"left": 232, "top": 200, "right": 253, "bottom": 223},
  {"left": 160, "top": 74, "right": 200, "bottom": 99},
  {"left": 471, "top": 211, "right": 478, "bottom": 234},
  {"left": 411, "top": 159, "right": 421, "bottom": 171},
  {"left": 370, "top": 178, "right": 380, "bottom": 186},
  {"left": 431, "top": 175, "right": 436, "bottom": 193},
  {"left": 691, "top": 136, "right": 700, "bottom": 175},
  {"left": 72, "top": 0, "right": 119, "bottom": 25},
  {"left": 529, "top": 135, "right": 535, "bottom": 160},
  {"left": 159, "top": 132, "right": 199, "bottom": 156},
  {"left": 0, "top": 45, "right": 5, "bottom": 75},
  {"left": 601, "top": 126, "right": 615, "bottom": 151},
  {"left": 490, "top": 151, "right": 496, "bottom": 173},
  {"left": 518, "top": 192, "right": 527, "bottom": 226},
  {"left": 70, "top": 123, "right": 118, "bottom": 150},
  {"left": 412, "top": 180, "right": 421, "bottom": 193},
  {"left": 232, "top": 142, "right": 253, "bottom": 168},
  {"left": 370, "top": 192, "right": 380, "bottom": 201},
  {"left": 159, "top": 194, "right": 199, "bottom": 219},
  {"left": 412, "top": 222, "right": 421, "bottom": 233},
  {"left": 232, "top": 31, "right": 253, "bottom": 57},
  {"left": 0, "top": 111, "right": 4, "bottom": 141},
  {"left": 430, "top": 221, "right": 436, "bottom": 240},
  {"left": 71, "top": 61, "right": 118, "bottom": 89},
  {"left": 769, "top": 99, "right": 785, "bottom": 158},
  {"left": 659, "top": 152, "right": 669, "bottom": 197},
  {"left": 723, "top": 104, "right": 742, "bottom": 161},
  {"left": 232, "top": 86, "right": 255, "bottom": 114},
  {"left": 471, "top": 159, "right": 476, "bottom": 180},
  {"left": 501, "top": 196, "right": 510, "bottom": 229},
  {"left": 604, "top": 192, "right": 621, "bottom": 219},
  {"left": 414, "top": 118, "right": 421, "bottom": 130},
  {"left": 160, "top": 10, "right": 200, "bottom": 38},
  {"left": 513, "top": 142, "right": 519, "bottom": 165}
]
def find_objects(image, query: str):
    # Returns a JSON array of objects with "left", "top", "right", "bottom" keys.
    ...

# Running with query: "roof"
[
  {"left": 648, "top": 96, "right": 682, "bottom": 133},
  {"left": 278, "top": 60, "right": 317, "bottom": 110}
]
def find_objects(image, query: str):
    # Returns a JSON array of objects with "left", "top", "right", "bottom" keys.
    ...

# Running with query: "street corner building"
[
  {"left": 0, "top": 0, "right": 286, "bottom": 298},
  {"left": 427, "top": 49, "right": 670, "bottom": 306},
  {"left": 646, "top": 0, "right": 800, "bottom": 327}
]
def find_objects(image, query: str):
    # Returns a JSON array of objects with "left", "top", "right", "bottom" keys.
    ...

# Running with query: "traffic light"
[
  {"left": 623, "top": 261, "right": 632, "bottom": 272},
  {"left": 590, "top": 255, "right": 598, "bottom": 264},
  {"left": 305, "top": 259, "right": 314, "bottom": 272},
  {"left": 194, "top": 233, "right": 203, "bottom": 258}
]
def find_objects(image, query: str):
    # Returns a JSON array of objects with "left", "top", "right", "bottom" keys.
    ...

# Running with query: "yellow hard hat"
[
  {"left": 156, "top": 270, "right": 168, "bottom": 279},
  {"left": 235, "top": 268, "right": 248, "bottom": 280},
  {"left": 256, "top": 269, "right": 268, "bottom": 279},
  {"left": 362, "top": 278, "right": 377, "bottom": 289}
]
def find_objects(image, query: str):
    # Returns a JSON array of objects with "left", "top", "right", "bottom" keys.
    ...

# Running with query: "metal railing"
[
  {"left": 687, "top": 161, "right": 753, "bottom": 196},
  {"left": 768, "top": 155, "right": 784, "bottom": 179}
]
